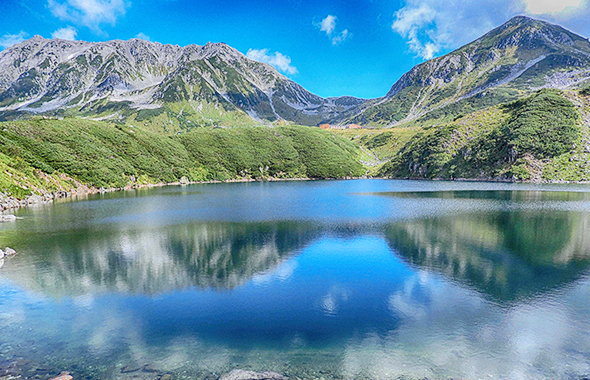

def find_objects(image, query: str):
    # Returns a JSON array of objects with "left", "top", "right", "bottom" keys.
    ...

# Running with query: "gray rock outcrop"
[{"left": 219, "top": 370, "right": 287, "bottom": 380}]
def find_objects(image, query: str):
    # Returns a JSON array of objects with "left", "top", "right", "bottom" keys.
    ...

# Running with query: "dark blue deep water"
[{"left": 2, "top": 179, "right": 590, "bottom": 379}]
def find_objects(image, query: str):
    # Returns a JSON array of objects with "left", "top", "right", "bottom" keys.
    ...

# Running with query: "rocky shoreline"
[
  {"left": 1, "top": 361, "right": 292, "bottom": 380},
  {"left": 3, "top": 175, "right": 587, "bottom": 216}
]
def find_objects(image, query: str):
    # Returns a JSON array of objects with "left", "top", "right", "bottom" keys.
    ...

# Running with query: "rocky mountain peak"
[
  {"left": 479, "top": 15, "right": 588, "bottom": 51},
  {"left": 357, "top": 16, "right": 590, "bottom": 126},
  {"left": 0, "top": 35, "right": 365, "bottom": 126},
  {"left": 197, "top": 41, "right": 242, "bottom": 60}
]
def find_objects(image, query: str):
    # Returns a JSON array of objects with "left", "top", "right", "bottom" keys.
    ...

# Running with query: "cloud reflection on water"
[{"left": 2, "top": 182, "right": 590, "bottom": 379}]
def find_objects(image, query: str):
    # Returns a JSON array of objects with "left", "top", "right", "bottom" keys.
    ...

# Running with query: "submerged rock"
[
  {"left": 142, "top": 364, "right": 158, "bottom": 373},
  {"left": 219, "top": 369, "right": 287, "bottom": 380},
  {"left": 49, "top": 371, "right": 73, "bottom": 380},
  {"left": 121, "top": 365, "right": 142, "bottom": 373},
  {"left": 0, "top": 214, "right": 16, "bottom": 222}
]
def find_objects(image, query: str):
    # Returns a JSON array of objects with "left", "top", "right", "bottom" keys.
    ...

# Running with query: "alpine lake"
[{"left": 2, "top": 179, "right": 590, "bottom": 380}]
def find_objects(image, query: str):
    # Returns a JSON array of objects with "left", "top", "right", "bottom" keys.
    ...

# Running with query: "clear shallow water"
[{"left": 1, "top": 179, "right": 590, "bottom": 379}]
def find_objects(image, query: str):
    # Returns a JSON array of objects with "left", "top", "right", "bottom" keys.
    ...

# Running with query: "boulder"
[
  {"left": 49, "top": 372, "right": 73, "bottom": 380},
  {"left": 4, "top": 247, "right": 16, "bottom": 256},
  {"left": 219, "top": 370, "right": 287, "bottom": 380},
  {"left": 0, "top": 249, "right": 4, "bottom": 259},
  {"left": 121, "top": 366, "right": 141, "bottom": 373}
]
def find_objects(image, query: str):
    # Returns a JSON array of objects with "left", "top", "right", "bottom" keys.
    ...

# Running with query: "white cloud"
[
  {"left": 332, "top": 29, "right": 351, "bottom": 45},
  {"left": 392, "top": 0, "right": 520, "bottom": 60},
  {"left": 0, "top": 31, "right": 29, "bottom": 49},
  {"left": 392, "top": 0, "right": 590, "bottom": 61},
  {"left": 48, "top": 0, "right": 128, "bottom": 33},
  {"left": 52, "top": 26, "right": 77, "bottom": 40},
  {"left": 246, "top": 48, "right": 298, "bottom": 75},
  {"left": 318, "top": 14, "right": 351, "bottom": 45},
  {"left": 392, "top": 4, "right": 438, "bottom": 59},
  {"left": 523, "top": 0, "right": 588, "bottom": 15},
  {"left": 135, "top": 32, "right": 150, "bottom": 41},
  {"left": 392, "top": 4, "right": 436, "bottom": 36},
  {"left": 320, "top": 15, "right": 337, "bottom": 35}
]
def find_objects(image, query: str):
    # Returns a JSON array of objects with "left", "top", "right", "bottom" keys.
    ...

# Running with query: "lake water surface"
[{"left": 2, "top": 179, "right": 590, "bottom": 379}]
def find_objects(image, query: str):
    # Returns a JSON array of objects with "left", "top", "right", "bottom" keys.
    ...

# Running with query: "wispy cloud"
[
  {"left": 246, "top": 48, "right": 298, "bottom": 75},
  {"left": 0, "top": 31, "right": 29, "bottom": 49},
  {"left": 52, "top": 26, "right": 77, "bottom": 40},
  {"left": 318, "top": 14, "right": 351, "bottom": 45},
  {"left": 392, "top": 0, "right": 590, "bottom": 61},
  {"left": 392, "top": 4, "right": 439, "bottom": 59},
  {"left": 135, "top": 32, "right": 150, "bottom": 41},
  {"left": 320, "top": 15, "right": 337, "bottom": 35},
  {"left": 48, "top": 0, "right": 128, "bottom": 33},
  {"left": 331, "top": 29, "right": 350, "bottom": 45},
  {"left": 523, "top": 0, "right": 588, "bottom": 16}
]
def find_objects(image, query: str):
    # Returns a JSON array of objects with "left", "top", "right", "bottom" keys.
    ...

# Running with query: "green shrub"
[{"left": 504, "top": 89, "right": 579, "bottom": 159}]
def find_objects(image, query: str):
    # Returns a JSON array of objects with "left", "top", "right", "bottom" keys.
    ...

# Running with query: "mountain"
[
  {"left": 0, "top": 36, "right": 367, "bottom": 129},
  {"left": 1, "top": 16, "right": 589, "bottom": 129},
  {"left": 349, "top": 16, "right": 590, "bottom": 126}
]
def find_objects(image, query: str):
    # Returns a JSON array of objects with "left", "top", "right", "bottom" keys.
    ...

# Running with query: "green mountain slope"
[
  {"left": 337, "top": 88, "right": 590, "bottom": 181},
  {"left": 0, "top": 119, "right": 364, "bottom": 198}
]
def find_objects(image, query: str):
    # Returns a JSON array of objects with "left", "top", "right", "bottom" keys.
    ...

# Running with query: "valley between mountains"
[{"left": 1, "top": 15, "right": 590, "bottom": 201}]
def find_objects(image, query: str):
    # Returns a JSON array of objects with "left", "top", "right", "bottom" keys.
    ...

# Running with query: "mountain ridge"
[
  {"left": 0, "top": 16, "right": 589, "bottom": 129},
  {"left": 347, "top": 15, "right": 590, "bottom": 126},
  {"left": 0, "top": 35, "right": 367, "bottom": 128}
]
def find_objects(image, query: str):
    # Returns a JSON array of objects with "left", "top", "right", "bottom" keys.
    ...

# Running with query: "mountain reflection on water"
[
  {"left": 385, "top": 210, "right": 590, "bottom": 302},
  {"left": 1, "top": 181, "right": 590, "bottom": 380},
  {"left": 3, "top": 211, "right": 590, "bottom": 301},
  {"left": 0, "top": 221, "right": 320, "bottom": 295}
]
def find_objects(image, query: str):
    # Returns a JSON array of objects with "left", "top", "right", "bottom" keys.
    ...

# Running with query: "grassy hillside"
[
  {"left": 339, "top": 89, "right": 590, "bottom": 182},
  {"left": 380, "top": 89, "right": 585, "bottom": 180},
  {"left": 0, "top": 119, "right": 364, "bottom": 198}
]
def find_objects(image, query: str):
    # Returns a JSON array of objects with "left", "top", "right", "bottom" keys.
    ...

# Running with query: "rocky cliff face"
[
  {"left": 0, "top": 36, "right": 366, "bottom": 126},
  {"left": 349, "top": 16, "right": 590, "bottom": 126}
]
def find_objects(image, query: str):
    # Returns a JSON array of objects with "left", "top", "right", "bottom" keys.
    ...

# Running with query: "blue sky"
[{"left": 1, "top": 0, "right": 590, "bottom": 99}]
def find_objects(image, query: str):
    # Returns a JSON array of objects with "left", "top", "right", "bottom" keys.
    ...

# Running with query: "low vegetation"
[
  {"left": 504, "top": 89, "right": 579, "bottom": 159},
  {"left": 0, "top": 119, "right": 364, "bottom": 197},
  {"left": 340, "top": 89, "right": 587, "bottom": 182}
]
